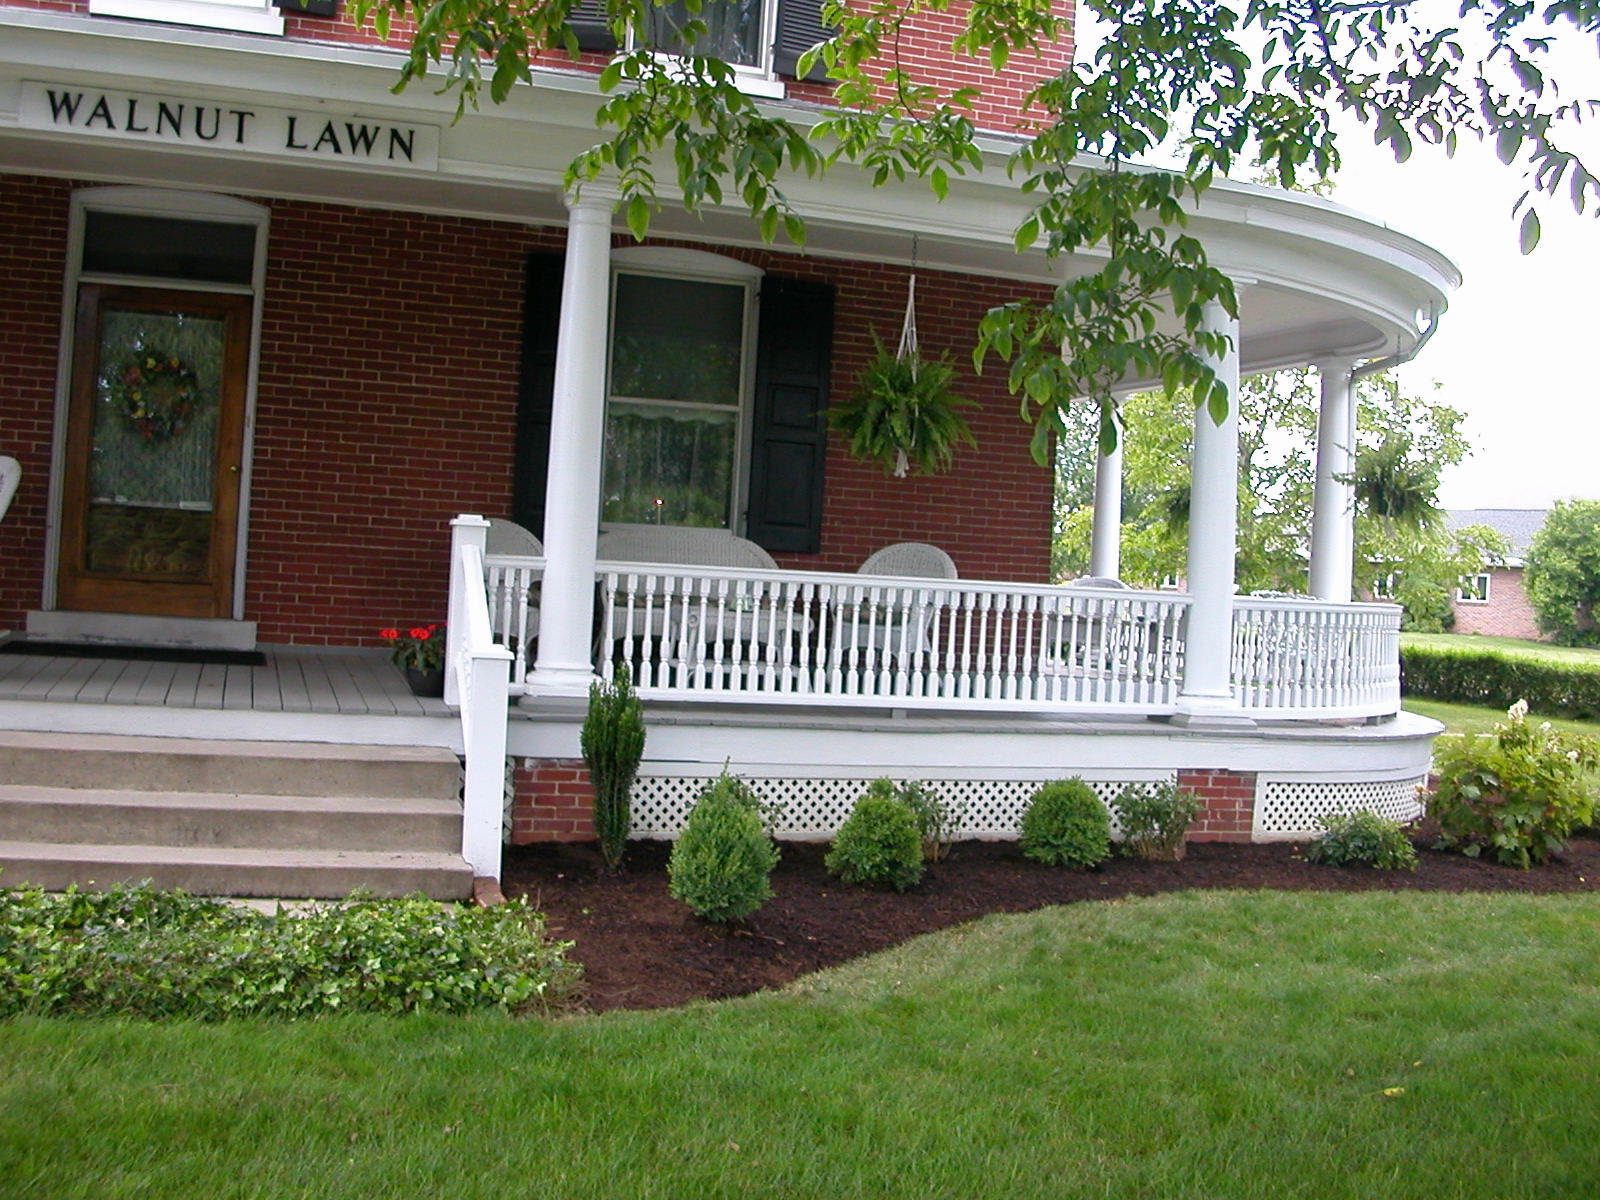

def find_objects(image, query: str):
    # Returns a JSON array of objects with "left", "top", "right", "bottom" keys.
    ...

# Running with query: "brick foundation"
[
  {"left": 509, "top": 758, "right": 596, "bottom": 844},
  {"left": 1179, "top": 768, "right": 1257, "bottom": 843}
]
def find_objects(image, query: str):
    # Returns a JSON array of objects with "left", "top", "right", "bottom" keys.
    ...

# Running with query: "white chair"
[
  {"left": 0, "top": 457, "right": 19, "bottom": 524},
  {"left": 858, "top": 542, "right": 958, "bottom": 581},
  {"left": 484, "top": 518, "right": 543, "bottom": 665},
  {"left": 845, "top": 542, "right": 959, "bottom": 678},
  {"left": 486, "top": 517, "right": 543, "bottom": 558},
  {"left": 596, "top": 525, "right": 777, "bottom": 570}
]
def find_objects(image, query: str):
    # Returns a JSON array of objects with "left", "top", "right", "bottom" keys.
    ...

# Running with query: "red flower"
[
  {"left": 409, "top": 627, "right": 431, "bottom": 640},
  {"left": 379, "top": 628, "right": 400, "bottom": 640}
]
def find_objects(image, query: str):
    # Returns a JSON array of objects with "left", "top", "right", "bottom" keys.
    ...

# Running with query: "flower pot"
[{"left": 404, "top": 666, "right": 445, "bottom": 698}]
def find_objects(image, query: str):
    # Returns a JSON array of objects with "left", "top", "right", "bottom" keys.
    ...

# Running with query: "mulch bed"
[{"left": 501, "top": 830, "right": 1600, "bottom": 1014}]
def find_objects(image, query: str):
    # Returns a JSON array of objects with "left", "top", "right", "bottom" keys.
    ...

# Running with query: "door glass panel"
[
  {"left": 84, "top": 305, "right": 225, "bottom": 580},
  {"left": 602, "top": 402, "right": 737, "bottom": 527}
]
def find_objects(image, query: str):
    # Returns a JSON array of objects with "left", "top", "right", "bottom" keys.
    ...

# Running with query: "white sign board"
[{"left": 20, "top": 82, "right": 440, "bottom": 171}]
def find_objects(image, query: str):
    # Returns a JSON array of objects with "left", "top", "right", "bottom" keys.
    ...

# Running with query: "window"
[
  {"left": 1369, "top": 572, "right": 1397, "bottom": 600},
  {"left": 643, "top": 0, "right": 771, "bottom": 70},
  {"left": 572, "top": 0, "right": 830, "bottom": 89},
  {"left": 88, "top": 0, "right": 286, "bottom": 35},
  {"left": 1457, "top": 574, "right": 1492, "bottom": 603},
  {"left": 601, "top": 255, "right": 759, "bottom": 530}
]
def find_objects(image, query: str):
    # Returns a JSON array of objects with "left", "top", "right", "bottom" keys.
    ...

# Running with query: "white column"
[
  {"left": 1174, "top": 300, "right": 1249, "bottom": 726},
  {"left": 1089, "top": 398, "right": 1124, "bottom": 579},
  {"left": 1308, "top": 359, "right": 1357, "bottom": 602},
  {"left": 529, "top": 192, "right": 615, "bottom": 695}
]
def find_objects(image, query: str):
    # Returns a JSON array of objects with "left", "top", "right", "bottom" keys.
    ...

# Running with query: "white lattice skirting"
[
  {"left": 626, "top": 768, "right": 1429, "bottom": 841},
  {"left": 1251, "top": 774, "right": 1427, "bottom": 840},
  {"left": 629, "top": 771, "right": 1172, "bottom": 841}
]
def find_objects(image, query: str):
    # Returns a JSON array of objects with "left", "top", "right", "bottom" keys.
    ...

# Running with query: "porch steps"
[{"left": 0, "top": 731, "right": 473, "bottom": 899}]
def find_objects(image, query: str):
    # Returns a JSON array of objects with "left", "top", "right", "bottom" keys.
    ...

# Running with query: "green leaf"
[
  {"left": 1519, "top": 207, "right": 1541, "bottom": 255},
  {"left": 625, "top": 193, "right": 651, "bottom": 242}
]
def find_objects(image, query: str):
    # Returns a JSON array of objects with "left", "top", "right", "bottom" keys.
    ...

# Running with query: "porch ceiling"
[{"left": 1, "top": 7, "right": 1457, "bottom": 376}]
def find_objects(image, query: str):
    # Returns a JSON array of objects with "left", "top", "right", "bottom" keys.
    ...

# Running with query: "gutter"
[{"left": 1351, "top": 305, "right": 1442, "bottom": 381}]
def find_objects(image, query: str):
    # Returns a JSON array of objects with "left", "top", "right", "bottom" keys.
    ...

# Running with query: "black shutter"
[
  {"left": 773, "top": 0, "right": 831, "bottom": 81},
  {"left": 569, "top": 0, "right": 619, "bottom": 52},
  {"left": 746, "top": 277, "right": 833, "bottom": 553},
  {"left": 512, "top": 252, "right": 565, "bottom": 538}
]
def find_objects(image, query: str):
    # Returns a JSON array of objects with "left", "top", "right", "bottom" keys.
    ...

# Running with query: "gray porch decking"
[{"left": 0, "top": 647, "right": 447, "bottom": 718}]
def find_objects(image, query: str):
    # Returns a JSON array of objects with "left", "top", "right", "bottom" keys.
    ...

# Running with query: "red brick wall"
[
  {"left": 0, "top": 0, "right": 1073, "bottom": 134},
  {"left": 510, "top": 758, "right": 595, "bottom": 843},
  {"left": 1178, "top": 767, "right": 1256, "bottom": 843},
  {"left": 0, "top": 175, "right": 1054, "bottom": 641},
  {"left": 0, "top": 174, "right": 70, "bottom": 629},
  {"left": 1450, "top": 567, "right": 1540, "bottom": 640}
]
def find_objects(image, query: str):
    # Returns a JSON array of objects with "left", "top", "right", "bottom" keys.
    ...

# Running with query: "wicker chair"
[
  {"left": 595, "top": 525, "right": 777, "bottom": 569},
  {"left": 0, "top": 456, "right": 19, "bottom": 524},
  {"left": 858, "top": 541, "right": 958, "bottom": 581},
  {"left": 486, "top": 517, "right": 543, "bottom": 558},
  {"left": 844, "top": 542, "right": 959, "bottom": 675}
]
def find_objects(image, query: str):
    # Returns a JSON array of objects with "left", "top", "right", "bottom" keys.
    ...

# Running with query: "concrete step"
[
  {"left": 0, "top": 785, "right": 463, "bottom": 852},
  {"left": 0, "top": 840, "right": 474, "bottom": 900},
  {"left": 0, "top": 730, "right": 460, "bottom": 799}
]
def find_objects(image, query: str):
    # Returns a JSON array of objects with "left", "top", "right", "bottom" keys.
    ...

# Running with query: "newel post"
[{"left": 445, "top": 513, "right": 489, "bottom": 707}]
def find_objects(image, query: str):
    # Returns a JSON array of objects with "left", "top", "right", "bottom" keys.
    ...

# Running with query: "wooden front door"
[{"left": 57, "top": 285, "right": 252, "bottom": 619}]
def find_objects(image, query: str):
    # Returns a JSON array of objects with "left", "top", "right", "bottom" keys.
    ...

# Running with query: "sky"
[{"left": 1332, "top": 130, "right": 1600, "bottom": 513}]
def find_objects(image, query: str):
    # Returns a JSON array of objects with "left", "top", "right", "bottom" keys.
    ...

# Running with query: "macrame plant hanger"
[{"left": 892, "top": 236, "right": 921, "bottom": 478}]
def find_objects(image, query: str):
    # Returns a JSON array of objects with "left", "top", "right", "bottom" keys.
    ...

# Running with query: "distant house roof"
[{"left": 1445, "top": 509, "right": 1549, "bottom": 565}]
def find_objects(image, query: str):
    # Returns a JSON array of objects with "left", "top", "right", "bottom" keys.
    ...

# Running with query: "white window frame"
[
  {"left": 89, "top": 0, "right": 285, "bottom": 36},
  {"left": 625, "top": 0, "right": 786, "bottom": 98},
  {"left": 1456, "top": 573, "right": 1492, "bottom": 604},
  {"left": 603, "top": 247, "right": 764, "bottom": 534}
]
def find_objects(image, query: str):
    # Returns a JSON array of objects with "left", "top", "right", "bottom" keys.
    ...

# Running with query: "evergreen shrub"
[
  {"left": 581, "top": 666, "right": 646, "bottom": 871},
  {"left": 826, "top": 780, "right": 925, "bottom": 891},
  {"left": 668, "top": 774, "right": 780, "bottom": 923},
  {"left": 1306, "top": 810, "right": 1419, "bottom": 870},
  {"left": 1020, "top": 779, "right": 1111, "bottom": 869},
  {"left": 899, "top": 780, "right": 963, "bottom": 862}
]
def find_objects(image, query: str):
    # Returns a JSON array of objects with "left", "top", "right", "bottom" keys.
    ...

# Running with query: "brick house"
[
  {"left": 0, "top": 0, "right": 1458, "bottom": 890},
  {"left": 1446, "top": 509, "right": 1548, "bottom": 641}
]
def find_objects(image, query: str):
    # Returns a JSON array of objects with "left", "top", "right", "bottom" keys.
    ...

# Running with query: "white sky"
[{"left": 1332, "top": 131, "right": 1600, "bottom": 512}]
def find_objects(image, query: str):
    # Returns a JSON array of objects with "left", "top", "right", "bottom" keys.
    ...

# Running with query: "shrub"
[
  {"left": 1112, "top": 781, "right": 1202, "bottom": 861},
  {"left": 1020, "top": 779, "right": 1111, "bottom": 869},
  {"left": 1400, "top": 645, "right": 1600, "bottom": 722},
  {"left": 668, "top": 774, "right": 780, "bottom": 923},
  {"left": 1306, "top": 810, "right": 1419, "bottom": 870},
  {"left": 1428, "top": 700, "right": 1600, "bottom": 868},
  {"left": 900, "top": 780, "right": 964, "bottom": 862},
  {"left": 0, "top": 883, "right": 577, "bottom": 1020},
  {"left": 581, "top": 666, "right": 646, "bottom": 871},
  {"left": 826, "top": 780, "right": 925, "bottom": 891}
]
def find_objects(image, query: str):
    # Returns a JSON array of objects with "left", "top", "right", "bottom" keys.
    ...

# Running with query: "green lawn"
[
  {"left": 1405, "top": 696, "right": 1600, "bottom": 740},
  {"left": 4, "top": 890, "right": 1599, "bottom": 1200},
  {"left": 1401, "top": 631, "right": 1600, "bottom": 667}
]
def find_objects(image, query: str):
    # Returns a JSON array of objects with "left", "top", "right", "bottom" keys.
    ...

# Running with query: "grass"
[
  {"left": 1401, "top": 631, "right": 1600, "bottom": 667},
  {"left": 4, "top": 890, "right": 1600, "bottom": 1199},
  {"left": 1405, "top": 696, "right": 1600, "bottom": 740}
]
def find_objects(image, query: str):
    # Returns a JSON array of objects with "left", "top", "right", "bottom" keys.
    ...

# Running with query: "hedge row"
[{"left": 1401, "top": 646, "right": 1600, "bottom": 720}]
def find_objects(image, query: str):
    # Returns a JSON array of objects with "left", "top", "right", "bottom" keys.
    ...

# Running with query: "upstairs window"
[
  {"left": 1456, "top": 574, "right": 1492, "bottom": 603},
  {"left": 573, "top": 0, "right": 830, "bottom": 87},
  {"left": 642, "top": 0, "right": 771, "bottom": 71},
  {"left": 88, "top": 0, "right": 286, "bottom": 35}
]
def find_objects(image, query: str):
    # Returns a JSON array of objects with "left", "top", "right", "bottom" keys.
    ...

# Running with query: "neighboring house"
[
  {"left": 1445, "top": 509, "right": 1548, "bottom": 640},
  {"left": 0, "top": 0, "right": 1456, "bottom": 889}
]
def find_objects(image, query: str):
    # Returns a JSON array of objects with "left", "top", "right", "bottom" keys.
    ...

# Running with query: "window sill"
[{"left": 89, "top": 0, "right": 285, "bottom": 35}]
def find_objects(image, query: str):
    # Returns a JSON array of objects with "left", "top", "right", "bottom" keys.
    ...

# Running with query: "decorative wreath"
[{"left": 111, "top": 351, "right": 202, "bottom": 442}]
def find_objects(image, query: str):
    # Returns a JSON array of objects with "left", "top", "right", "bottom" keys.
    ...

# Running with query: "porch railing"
[
  {"left": 445, "top": 520, "right": 514, "bottom": 882},
  {"left": 599, "top": 565, "right": 1192, "bottom": 712},
  {"left": 1231, "top": 596, "right": 1401, "bottom": 717},
  {"left": 478, "top": 554, "right": 1402, "bottom": 720}
]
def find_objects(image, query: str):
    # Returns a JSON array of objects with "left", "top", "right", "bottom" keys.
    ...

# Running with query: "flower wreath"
[{"left": 111, "top": 351, "right": 202, "bottom": 442}]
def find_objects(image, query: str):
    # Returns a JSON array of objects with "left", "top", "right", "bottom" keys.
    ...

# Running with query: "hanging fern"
[
  {"left": 829, "top": 338, "right": 977, "bottom": 477},
  {"left": 1349, "top": 436, "right": 1440, "bottom": 531}
]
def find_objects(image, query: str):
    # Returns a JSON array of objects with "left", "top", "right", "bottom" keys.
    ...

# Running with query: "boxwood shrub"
[
  {"left": 826, "top": 780, "right": 925, "bottom": 891},
  {"left": 668, "top": 773, "right": 780, "bottom": 923},
  {"left": 1020, "top": 778, "right": 1112, "bottom": 869},
  {"left": 1401, "top": 645, "right": 1600, "bottom": 720}
]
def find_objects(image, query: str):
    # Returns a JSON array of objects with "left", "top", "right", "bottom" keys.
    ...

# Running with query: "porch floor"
[{"left": 0, "top": 646, "right": 447, "bottom": 718}]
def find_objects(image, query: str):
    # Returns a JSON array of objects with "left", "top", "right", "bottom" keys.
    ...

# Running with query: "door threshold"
[{"left": 26, "top": 611, "right": 258, "bottom": 651}]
